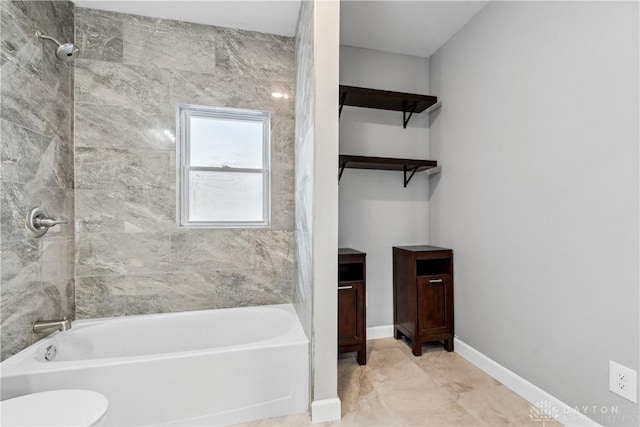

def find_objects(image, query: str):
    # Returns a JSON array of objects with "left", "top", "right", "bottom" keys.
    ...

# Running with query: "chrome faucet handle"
[
  {"left": 25, "top": 207, "right": 68, "bottom": 238},
  {"left": 34, "top": 217, "right": 68, "bottom": 228}
]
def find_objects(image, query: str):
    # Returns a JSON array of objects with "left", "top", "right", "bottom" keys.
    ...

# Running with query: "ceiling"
[
  {"left": 73, "top": 1, "right": 489, "bottom": 58},
  {"left": 341, "top": 1, "right": 489, "bottom": 58},
  {"left": 72, "top": 1, "right": 303, "bottom": 36}
]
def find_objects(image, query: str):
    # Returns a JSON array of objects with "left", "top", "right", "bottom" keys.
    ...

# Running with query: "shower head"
[
  {"left": 35, "top": 30, "right": 79, "bottom": 62},
  {"left": 55, "top": 42, "right": 79, "bottom": 62}
]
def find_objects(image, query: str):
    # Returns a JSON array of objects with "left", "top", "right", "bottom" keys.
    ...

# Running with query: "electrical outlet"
[{"left": 609, "top": 361, "right": 637, "bottom": 403}]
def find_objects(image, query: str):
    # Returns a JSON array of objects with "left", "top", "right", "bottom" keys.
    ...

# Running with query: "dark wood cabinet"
[
  {"left": 338, "top": 248, "right": 367, "bottom": 365},
  {"left": 393, "top": 245, "right": 454, "bottom": 356}
]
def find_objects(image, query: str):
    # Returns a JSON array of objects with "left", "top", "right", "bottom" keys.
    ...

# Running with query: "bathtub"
[{"left": 0, "top": 304, "right": 309, "bottom": 426}]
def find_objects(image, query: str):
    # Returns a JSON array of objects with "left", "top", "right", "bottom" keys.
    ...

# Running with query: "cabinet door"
[
  {"left": 338, "top": 282, "right": 364, "bottom": 346},
  {"left": 417, "top": 275, "right": 452, "bottom": 335}
]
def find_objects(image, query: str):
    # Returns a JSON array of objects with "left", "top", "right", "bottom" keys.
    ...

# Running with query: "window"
[{"left": 177, "top": 105, "right": 270, "bottom": 228}]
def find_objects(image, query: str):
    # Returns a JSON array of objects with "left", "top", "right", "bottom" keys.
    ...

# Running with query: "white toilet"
[{"left": 0, "top": 389, "right": 108, "bottom": 427}]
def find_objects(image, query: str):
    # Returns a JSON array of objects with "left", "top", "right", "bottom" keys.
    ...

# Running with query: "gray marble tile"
[
  {"left": 170, "top": 229, "right": 295, "bottom": 276},
  {"left": 1, "top": 182, "right": 74, "bottom": 242},
  {"left": 76, "top": 232, "right": 170, "bottom": 277},
  {"left": 3, "top": 0, "right": 74, "bottom": 96},
  {"left": 75, "top": 147, "right": 170, "bottom": 191},
  {"left": 75, "top": 59, "right": 171, "bottom": 108},
  {"left": 0, "top": 283, "right": 71, "bottom": 360},
  {"left": 41, "top": 36, "right": 74, "bottom": 97},
  {"left": 75, "top": 275, "right": 126, "bottom": 319},
  {"left": 123, "top": 14, "right": 216, "bottom": 73},
  {"left": 121, "top": 104, "right": 176, "bottom": 151},
  {"left": 76, "top": 188, "right": 174, "bottom": 234},
  {"left": 41, "top": 236, "right": 74, "bottom": 290},
  {"left": 0, "top": 238, "right": 42, "bottom": 299},
  {"left": 292, "top": 0, "right": 315, "bottom": 339},
  {"left": 271, "top": 114, "right": 295, "bottom": 159},
  {"left": 272, "top": 159, "right": 295, "bottom": 195},
  {"left": 49, "top": 1, "right": 75, "bottom": 43},
  {"left": 67, "top": 8, "right": 298, "bottom": 321},
  {"left": 0, "top": 236, "right": 73, "bottom": 358},
  {"left": 0, "top": 0, "right": 42, "bottom": 79},
  {"left": 1, "top": 311, "right": 32, "bottom": 361},
  {"left": 169, "top": 150, "right": 176, "bottom": 192},
  {"left": 75, "top": 7, "right": 123, "bottom": 62},
  {"left": 215, "top": 27, "right": 294, "bottom": 82},
  {"left": 1, "top": 61, "right": 72, "bottom": 141},
  {"left": 0, "top": 0, "right": 75, "bottom": 363},
  {"left": 37, "top": 283, "right": 67, "bottom": 321},
  {"left": 1, "top": 322, "right": 31, "bottom": 361},
  {"left": 75, "top": 103, "right": 174, "bottom": 151},
  {"left": 74, "top": 103, "right": 123, "bottom": 148},
  {"left": 1, "top": 120, "right": 73, "bottom": 189},
  {"left": 252, "top": 82, "right": 296, "bottom": 117},
  {"left": 271, "top": 191, "right": 294, "bottom": 231},
  {"left": 126, "top": 272, "right": 215, "bottom": 315},
  {"left": 12, "top": 1, "right": 75, "bottom": 45},
  {"left": 213, "top": 268, "right": 293, "bottom": 309},
  {"left": 168, "top": 67, "right": 259, "bottom": 109}
]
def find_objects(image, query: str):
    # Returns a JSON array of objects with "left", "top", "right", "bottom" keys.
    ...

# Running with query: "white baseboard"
[
  {"left": 310, "top": 397, "right": 341, "bottom": 423},
  {"left": 367, "top": 325, "right": 394, "bottom": 340},
  {"left": 454, "top": 338, "right": 601, "bottom": 427}
]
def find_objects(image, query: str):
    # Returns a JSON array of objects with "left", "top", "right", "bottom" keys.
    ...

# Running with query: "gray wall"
[
  {"left": 338, "top": 46, "right": 430, "bottom": 329},
  {"left": 429, "top": 2, "right": 639, "bottom": 425},
  {"left": 74, "top": 8, "right": 296, "bottom": 318},
  {"left": 0, "top": 0, "right": 76, "bottom": 361},
  {"left": 293, "top": 0, "right": 314, "bottom": 339}
]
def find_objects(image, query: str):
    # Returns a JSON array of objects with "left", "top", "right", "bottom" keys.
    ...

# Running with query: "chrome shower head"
[
  {"left": 55, "top": 42, "right": 79, "bottom": 62},
  {"left": 36, "top": 30, "right": 79, "bottom": 62}
]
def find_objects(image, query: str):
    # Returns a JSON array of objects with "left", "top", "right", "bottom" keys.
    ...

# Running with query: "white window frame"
[{"left": 177, "top": 104, "right": 271, "bottom": 228}]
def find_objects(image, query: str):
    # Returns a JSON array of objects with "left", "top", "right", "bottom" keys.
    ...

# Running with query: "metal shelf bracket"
[
  {"left": 402, "top": 101, "right": 418, "bottom": 128},
  {"left": 339, "top": 161, "right": 347, "bottom": 182},
  {"left": 339, "top": 91, "right": 348, "bottom": 118},
  {"left": 403, "top": 165, "right": 419, "bottom": 187}
]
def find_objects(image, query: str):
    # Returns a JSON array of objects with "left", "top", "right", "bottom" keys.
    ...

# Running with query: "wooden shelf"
[
  {"left": 339, "top": 85, "right": 439, "bottom": 128},
  {"left": 339, "top": 155, "right": 438, "bottom": 187}
]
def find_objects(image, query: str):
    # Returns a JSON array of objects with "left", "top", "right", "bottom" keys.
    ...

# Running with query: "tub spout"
[{"left": 33, "top": 317, "right": 71, "bottom": 333}]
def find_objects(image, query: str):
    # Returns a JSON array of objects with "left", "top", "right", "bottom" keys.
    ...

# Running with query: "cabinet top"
[
  {"left": 393, "top": 245, "right": 452, "bottom": 252},
  {"left": 338, "top": 248, "right": 366, "bottom": 256}
]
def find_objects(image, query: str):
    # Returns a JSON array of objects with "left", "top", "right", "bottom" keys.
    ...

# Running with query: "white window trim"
[{"left": 176, "top": 104, "right": 271, "bottom": 228}]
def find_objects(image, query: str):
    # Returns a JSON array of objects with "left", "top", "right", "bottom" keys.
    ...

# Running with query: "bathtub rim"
[{"left": 1, "top": 303, "right": 308, "bottom": 377}]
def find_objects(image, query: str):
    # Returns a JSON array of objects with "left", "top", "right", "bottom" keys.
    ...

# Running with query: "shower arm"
[{"left": 35, "top": 30, "right": 62, "bottom": 47}]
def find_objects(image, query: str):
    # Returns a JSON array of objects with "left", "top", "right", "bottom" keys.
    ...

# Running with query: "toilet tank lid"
[{"left": 0, "top": 389, "right": 108, "bottom": 427}]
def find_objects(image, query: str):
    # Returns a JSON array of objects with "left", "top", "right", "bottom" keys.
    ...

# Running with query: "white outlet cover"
[{"left": 609, "top": 361, "right": 638, "bottom": 403}]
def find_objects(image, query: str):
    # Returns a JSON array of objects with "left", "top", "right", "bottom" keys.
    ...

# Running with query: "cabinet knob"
[
  {"left": 429, "top": 279, "right": 443, "bottom": 283},
  {"left": 338, "top": 285, "right": 353, "bottom": 290}
]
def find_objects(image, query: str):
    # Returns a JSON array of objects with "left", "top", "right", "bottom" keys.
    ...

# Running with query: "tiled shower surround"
[
  {"left": 73, "top": 8, "right": 296, "bottom": 318},
  {"left": 293, "top": 0, "right": 314, "bottom": 338},
  {"left": 0, "top": 0, "right": 76, "bottom": 360}
]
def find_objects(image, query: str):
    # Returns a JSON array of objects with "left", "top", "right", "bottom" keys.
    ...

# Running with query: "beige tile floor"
[{"left": 239, "top": 338, "right": 562, "bottom": 426}]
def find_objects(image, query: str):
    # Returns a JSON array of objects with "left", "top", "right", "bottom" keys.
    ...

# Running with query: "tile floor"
[{"left": 239, "top": 338, "right": 562, "bottom": 426}]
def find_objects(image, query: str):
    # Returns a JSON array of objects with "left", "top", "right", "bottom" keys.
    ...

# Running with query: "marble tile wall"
[
  {"left": 0, "top": 0, "right": 76, "bottom": 360},
  {"left": 74, "top": 8, "right": 296, "bottom": 318},
  {"left": 293, "top": 0, "right": 314, "bottom": 339}
]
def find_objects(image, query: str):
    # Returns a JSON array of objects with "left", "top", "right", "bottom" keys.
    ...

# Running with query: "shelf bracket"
[
  {"left": 402, "top": 101, "right": 418, "bottom": 128},
  {"left": 339, "top": 91, "right": 348, "bottom": 118},
  {"left": 339, "top": 161, "right": 347, "bottom": 182},
  {"left": 403, "top": 165, "right": 419, "bottom": 187}
]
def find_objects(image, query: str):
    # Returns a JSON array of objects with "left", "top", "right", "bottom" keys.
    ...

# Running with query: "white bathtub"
[{"left": 0, "top": 304, "right": 309, "bottom": 426}]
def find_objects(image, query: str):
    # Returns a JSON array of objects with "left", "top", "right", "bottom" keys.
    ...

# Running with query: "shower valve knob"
[{"left": 25, "top": 207, "right": 68, "bottom": 238}]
